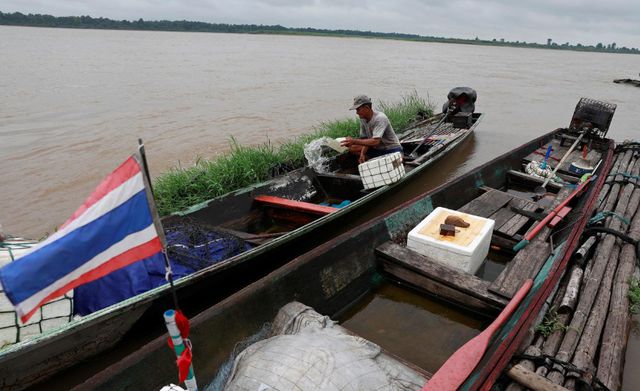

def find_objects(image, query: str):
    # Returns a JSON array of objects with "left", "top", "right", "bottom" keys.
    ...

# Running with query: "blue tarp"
[{"left": 74, "top": 228, "right": 252, "bottom": 315}]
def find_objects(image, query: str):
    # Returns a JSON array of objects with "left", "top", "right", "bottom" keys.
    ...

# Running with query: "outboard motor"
[
  {"left": 443, "top": 87, "right": 477, "bottom": 129},
  {"left": 442, "top": 87, "right": 477, "bottom": 114}
]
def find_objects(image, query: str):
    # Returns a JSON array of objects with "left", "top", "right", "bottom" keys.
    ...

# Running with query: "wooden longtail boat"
[
  {"left": 0, "top": 113, "right": 482, "bottom": 390},
  {"left": 58, "top": 104, "right": 617, "bottom": 390}
]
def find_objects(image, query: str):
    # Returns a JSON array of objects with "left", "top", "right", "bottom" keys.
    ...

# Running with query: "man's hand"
[
  {"left": 340, "top": 137, "right": 355, "bottom": 147},
  {"left": 358, "top": 152, "right": 367, "bottom": 164}
]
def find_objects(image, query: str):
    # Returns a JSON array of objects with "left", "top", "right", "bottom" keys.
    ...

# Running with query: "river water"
[{"left": 1, "top": 25, "right": 640, "bottom": 387}]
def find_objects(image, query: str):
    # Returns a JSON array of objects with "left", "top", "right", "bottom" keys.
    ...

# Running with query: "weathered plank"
[
  {"left": 458, "top": 189, "right": 514, "bottom": 218},
  {"left": 499, "top": 200, "right": 539, "bottom": 237},
  {"left": 488, "top": 199, "right": 521, "bottom": 230},
  {"left": 507, "top": 170, "right": 563, "bottom": 191},
  {"left": 376, "top": 241, "right": 508, "bottom": 313},
  {"left": 489, "top": 241, "right": 551, "bottom": 299}
]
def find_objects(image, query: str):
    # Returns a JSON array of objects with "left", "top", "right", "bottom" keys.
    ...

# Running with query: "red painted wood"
[
  {"left": 549, "top": 206, "right": 572, "bottom": 228},
  {"left": 523, "top": 177, "right": 593, "bottom": 242},
  {"left": 254, "top": 195, "right": 338, "bottom": 215},
  {"left": 422, "top": 279, "right": 533, "bottom": 391}
]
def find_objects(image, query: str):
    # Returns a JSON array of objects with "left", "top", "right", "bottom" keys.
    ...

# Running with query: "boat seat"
[{"left": 254, "top": 195, "right": 338, "bottom": 215}]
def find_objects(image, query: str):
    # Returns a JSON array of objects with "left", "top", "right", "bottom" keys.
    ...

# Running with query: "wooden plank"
[
  {"left": 376, "top": 242, "right": 507, "bottom": 312},
  {"left": 254, "top": 195, "right": 337, "bottom": 215},
  {"left": 490, "top": 198, "right": 526, "bottom": 231},
  {"left": 499, "top": 200, "right": 539, "bottom": 237},
  {"left": 488, "top": 240, "right": 551, "bottom": 299},
  {"left": 507, "top": 170, "right": 562, "bottom": 191},
  {"left": 458, "top": 189, "right": 514, "bottom": 218}
]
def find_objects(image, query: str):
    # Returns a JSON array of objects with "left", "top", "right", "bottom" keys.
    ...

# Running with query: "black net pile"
[{"left": 163, "top": 217, "right": 253, "bottom": 274}]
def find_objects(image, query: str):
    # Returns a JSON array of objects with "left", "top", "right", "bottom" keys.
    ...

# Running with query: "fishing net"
[
  {"left": 304, "top": 137, "right": 347, "bottom": 173},
  {"left": 164, "top": 217, "right": 254, "bottom": 273},
  {"left": 206, "top": 323, "right": 273, "bottom": 391},
  {"left": 525, "top": 160, "right": 563, "bottom": 183},
  {"left": 219, "top": 302, "right": 426, "bottom": 390},
  {"left": 73, "top": 218, "right": 254, "bottom": 316},
  {"left": 0, "top": 237, "right": 74, "bottom": 348}
]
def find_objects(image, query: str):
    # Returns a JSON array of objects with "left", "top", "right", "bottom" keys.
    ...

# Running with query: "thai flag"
[{"left": 0, "top": 154, "right": 165, "bottom": 323}]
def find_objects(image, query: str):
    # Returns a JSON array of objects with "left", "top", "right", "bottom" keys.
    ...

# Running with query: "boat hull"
[
  {"left": 58, "top": 129, "right": 614, "bottom": 390},
  {"left": 0, "top": 115, "right": 482, "bottom": 390}
]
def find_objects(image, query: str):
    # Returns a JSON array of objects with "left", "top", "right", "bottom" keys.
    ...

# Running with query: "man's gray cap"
[{"left": 349, "top": 95, "right": 372, "bottom": 110}]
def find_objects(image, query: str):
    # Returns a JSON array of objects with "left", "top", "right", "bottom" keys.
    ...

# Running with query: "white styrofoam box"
[
  {"left": 0, "top": 238, "right": 74, "bottom": 348},
  {"left": 358, "top": 152, "right": 405, "bottom": 190},
  {"left": 407, "top": 207, "right": 495, "bottom": 274}
]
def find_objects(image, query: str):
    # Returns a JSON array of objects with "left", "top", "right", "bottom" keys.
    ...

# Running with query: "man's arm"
[{"left": 340, "top": 137, "right": 381, "bottom": 148}]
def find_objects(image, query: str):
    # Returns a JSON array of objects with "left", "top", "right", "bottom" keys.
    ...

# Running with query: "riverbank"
[
  {"left": 2, "top": 11, "right": 638, "bottom": 55},
  {"left": 153, "top": 92, "right": 433, "bottom": 216}
]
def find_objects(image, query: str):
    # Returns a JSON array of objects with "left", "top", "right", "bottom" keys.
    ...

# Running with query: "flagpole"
[
  {"left": 137, "top": 139, "right": 180, "bottom": 310},
  {"left": 137, "top": 139, "right": 197, "bottom": 390}
]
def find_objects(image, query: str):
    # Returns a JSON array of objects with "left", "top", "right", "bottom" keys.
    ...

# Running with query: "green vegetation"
[
  {"left": 153, "top": 92, "right": 432, "bottom": 216},
  {"left": 629, "top": 277, "right": 640, "bottom": 315},
  {"left": 1, "top": 11, "right": 638, "bottom": 54},
  {"left": 535, "top": 306, "right": 567, "bottom": 337}
]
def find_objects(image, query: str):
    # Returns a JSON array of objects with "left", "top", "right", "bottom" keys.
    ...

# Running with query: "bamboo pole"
[
  {"left": 505, "top": 339, "right": 544, "bottom": 391},
  {"left": 564, "top": 252, "right": 618, "bottom": 389},
  {"left": 595, "top": 162, "right": 640, "bottom": 390},
  {"left": 548, "top": 154, "right": 640, "bottom": 387},
  {"left": 573, "top": 236, "right": 596, "bottom": 265},
  {"left": 597, "top": 150, "right": 633, "bottom": 215},
  {"left": 595, "top": 150, "right": 628, "bottom": 211},
  {"left": 546, "top": 153, "right": 636, "bottom": 385},
  {"left": 504, "top": 266, "right": 570, "bottom": 390},
  {"left": 559, "top": 267, "right": 583, "bottom": 314},
  {"left": 508, "top": 364, "right": 571, "bottom": 391}
]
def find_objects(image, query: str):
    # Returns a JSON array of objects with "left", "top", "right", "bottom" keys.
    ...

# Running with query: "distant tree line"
[{"left": 1, "top": 11, "right": 638, "bottom": 55}]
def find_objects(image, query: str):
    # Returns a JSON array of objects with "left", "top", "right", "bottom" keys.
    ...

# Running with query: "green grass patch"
[
  {"left": 153, "top": 91, "right": 433, "bottom": 216},
  {"left": 535, "top": 306, "right": 567, "bottom": 337}
]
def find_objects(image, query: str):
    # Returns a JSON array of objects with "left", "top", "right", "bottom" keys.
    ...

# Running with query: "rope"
[
  {"left": 614, "top": 142, "right": 640, "bottom": 153},
  {"left": 588, "top": 211, "right": 630, "bottom": 226},
  {"left": 606, "top": 172, "right": 640, "bottom": 181},
  {"left": 162, "top": 249, "right": 181, "bottom": 311},
  {"left": 582, "top": 227, "right": 640, "bottom": 259}
]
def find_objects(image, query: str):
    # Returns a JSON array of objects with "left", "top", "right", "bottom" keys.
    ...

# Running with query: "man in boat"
[
  {"left": 340, "top": 94, "right": 402, "bottom": 164},
  {"left": 442, "top": 87, "right": 476, "bottom": 115}
]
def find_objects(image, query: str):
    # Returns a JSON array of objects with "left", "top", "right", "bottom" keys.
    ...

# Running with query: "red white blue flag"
[{"left": 0, "top": 154, "right": 165, "bottom": 323}]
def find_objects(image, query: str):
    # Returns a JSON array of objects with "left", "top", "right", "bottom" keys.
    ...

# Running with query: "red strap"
[
  {"left": 177, "top": 346, "right": 193, "bottom": 383},
  {"left": 175, "top": 310, "right": 190, "bottom": 339}
]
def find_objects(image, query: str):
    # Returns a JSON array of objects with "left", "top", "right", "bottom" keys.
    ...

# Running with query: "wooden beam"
[
  {"left": 254, "top": 195, "right": 337, "bottom": 215},
  {"left": 458, "top": 189, "right": 514, "bottom": 218},
  {"left": 507, "top": 364, "right": 570, "bottom": 391},
  {"left": 489, "top": 241, "right": 551, "bottom": 299},
  {"left": 507, "top": 170, "right": 563, "bottom": 191},
  {"left": 376, "top": 242, "right": 507, "bottom": 313}
]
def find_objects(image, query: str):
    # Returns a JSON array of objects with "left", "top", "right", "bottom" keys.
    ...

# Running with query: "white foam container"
[
  {"left": 0, "top": 238, "right": 74, "bottom": 347},
  {"left": 407, "top": 207, "right": 494, "bottom": 274},
  {"left": 358, "top": 152, "right": 405, "bottom": 190}
]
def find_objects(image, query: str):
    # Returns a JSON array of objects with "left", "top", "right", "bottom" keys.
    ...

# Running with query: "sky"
[{"left": 3, "top": 0, "right": 640, "bottom": 49}]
